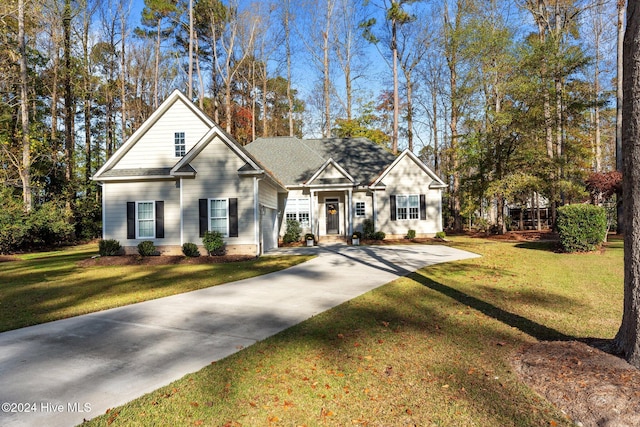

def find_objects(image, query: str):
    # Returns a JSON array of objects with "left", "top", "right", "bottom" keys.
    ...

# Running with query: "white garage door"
[{"left": 261, "top": 207, "right": 277, "bottom": 253}]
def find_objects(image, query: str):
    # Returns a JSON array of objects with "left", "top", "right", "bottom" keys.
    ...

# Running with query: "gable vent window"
[{"left": 175, "top": 132, "right": 186, "bottom": 157}]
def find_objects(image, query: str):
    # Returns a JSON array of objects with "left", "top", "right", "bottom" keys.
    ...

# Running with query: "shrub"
[
  {"left": 372, "top": 231, "right": 386, "bottom": 241},
  {"left": 99, "top": 239, "right": 122, "bottom": 256},
  {"left": 435, "top": 231, "right": 446, "bottom": 239},
  {"left": 182, "top": 242, "right": 200, "bottom": 257},
  {"left": 283, "top": 219, "right": 302, "bottom": 244},
  {"left": 203, "top": 230, "right": 226, "bottom": 256},
  {"left": 406, "top": 229, "right": 416, "bottom": 239},
  {"left": 0, "top": 195, "right": 75, "bottom": 253},
  {"left": 137, "top": 240, "right": 158, "bottom": 256},
  {"left": 363, "top": 219, "right": 375, "bottom": 239},
  {"left": 557, "top": 204, "right": 607, "bottom": 253}
]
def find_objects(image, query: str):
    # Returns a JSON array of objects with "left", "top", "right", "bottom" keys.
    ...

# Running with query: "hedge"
[{"left": 556, "top": 204, "right": 607, "bottom": 253}]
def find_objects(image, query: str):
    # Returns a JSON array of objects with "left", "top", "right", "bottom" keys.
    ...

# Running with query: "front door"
[{"left": 325, "top": 199, "right": 339, "bottom": 234}]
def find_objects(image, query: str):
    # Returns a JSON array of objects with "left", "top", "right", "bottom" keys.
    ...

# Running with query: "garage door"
[{"left": 261, "top": 207, "right": 277, "bottom": 253}]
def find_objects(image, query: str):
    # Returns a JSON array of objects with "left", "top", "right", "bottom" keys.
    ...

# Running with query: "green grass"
[
  {"left": 0, "top": 243, "right": 313, "bottom": 332},
  {"left": 82, "top": 236, "right": 624, "bottom": 427}
]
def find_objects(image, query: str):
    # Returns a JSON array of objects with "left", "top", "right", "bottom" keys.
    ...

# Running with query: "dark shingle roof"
[
  {"left": 245, "top": 137, "right": 396, "bottom": 186},
  {"left": 100, "top": 167, "right": 173, "bottom": 178}
]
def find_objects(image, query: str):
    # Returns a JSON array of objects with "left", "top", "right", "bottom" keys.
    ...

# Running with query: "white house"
[{"left": 93, "top": 90, "right": 446, "bottom": 255}]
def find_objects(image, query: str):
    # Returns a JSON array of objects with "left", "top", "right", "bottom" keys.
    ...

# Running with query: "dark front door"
[{"left": 326, "top": 199, "right": 339, "bottom": 234}]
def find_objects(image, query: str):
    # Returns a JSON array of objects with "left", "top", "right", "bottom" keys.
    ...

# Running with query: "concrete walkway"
[{"left": 0, "top": 244, "right": 478, "bottom": 427}]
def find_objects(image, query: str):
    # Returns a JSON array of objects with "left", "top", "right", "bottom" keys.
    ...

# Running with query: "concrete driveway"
[{"left": 0, "top": 244, "right": 478, "bottom": 427}]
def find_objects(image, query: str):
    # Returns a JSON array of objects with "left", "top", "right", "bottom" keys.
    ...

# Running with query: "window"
[
  {"left": 209, "top": 198, "right": 228, "bottom": 236},
  {"left": 396, "top": 195, "right": 419, "bottom": 220},
  {"left": 284, "top": 198, "right": 310, "bottom": 228},
  {"left": 175, "top": 132, "right": 186, "bottom": 157},
  {"left": 137, "top": 201, "right": 155, "bottom": 238},
  {"left": 355, "top": 202, "right": 365, "bottom": 217}
]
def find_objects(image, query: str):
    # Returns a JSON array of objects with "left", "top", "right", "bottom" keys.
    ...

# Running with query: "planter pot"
[
  {"left": 352, "top": 238, "right": 360, "bottom": 246},
  {"left": 306, "top": 239, "right": 314, "bottom": 247}
]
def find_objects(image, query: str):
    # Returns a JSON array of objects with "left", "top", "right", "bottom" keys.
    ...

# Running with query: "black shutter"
[
  {"left": 199, "top": 199, "right": 208, "bottom": 237},
  {"left": 419, "top": 194, "right": 426, "bottom": 220},
  {"left": 127, "top": 202, "right": 135, "bottom": 239},
  {"left": 229, "top": 198, "right": 238, "bottom": 237},
  {"left": 390, "top": 195, "right": 397, "bottom": 221},
  {"left": 155, "top": 201, "right": 164, "bottom": 238}
]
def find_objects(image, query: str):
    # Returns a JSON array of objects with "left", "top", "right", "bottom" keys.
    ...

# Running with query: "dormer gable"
[
  {"left": 305, "top": 158, "right": 355, "bottom": 186},
  {"left": 94, "top": 90, "right": 214, "bottom": 178}
]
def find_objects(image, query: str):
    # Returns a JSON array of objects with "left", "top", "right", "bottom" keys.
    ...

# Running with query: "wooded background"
[{"left": 0, "top": 0, "right": 624, "bottom": 244}]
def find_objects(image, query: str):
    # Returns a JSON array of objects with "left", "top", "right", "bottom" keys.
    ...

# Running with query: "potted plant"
[
  {"left": 352, "top": 231, "right": 362, "bottom": 246},
  {"left": 305, "top": 233, "right": 315, "bottom": 246}
]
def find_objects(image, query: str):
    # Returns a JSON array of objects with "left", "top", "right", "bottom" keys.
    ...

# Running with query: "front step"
[{"left": 317, "top": 235, "right": 347, "bottom": 245}]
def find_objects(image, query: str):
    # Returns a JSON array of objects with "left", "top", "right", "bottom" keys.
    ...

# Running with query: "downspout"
[
  {"left": 372, "top": 189, "right": 378, "bottom": 231},
  {"left": 98, "top": 181, "right": 105, "bottom": 239},
  {"left": 179, "top": 178, "right": 184, "bottom": 246},
  {"left": 347, "top": 188, "right": 353, "bottom": 237},
  {"left": 309, "top": 188, "right": 315, "bottom": 238},
  {"left": 254, "top": 175, "right": 263, "bottom": 257}
]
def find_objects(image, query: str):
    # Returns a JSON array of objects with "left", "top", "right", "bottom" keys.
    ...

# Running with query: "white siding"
[
  {"left": 115, "top": 100, "right": 211, "bottom": 169},
  {"left": 352, "top": 191, "right": 371, "bottom": 233},
  {"left": 258, "top": 180, "right": 278, "bottom": 209},
  {"left": 181, "top": 136, "right": 256, "bottom": 246},
  {"left": 376, "top": 156, "right": 443, "bottom": 235},
  {"left": 103, "top": 180, "right": 181, "bottom": 246}
]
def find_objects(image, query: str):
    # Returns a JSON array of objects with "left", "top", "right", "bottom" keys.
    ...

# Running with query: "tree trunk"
[
  {"left": 615, "top": 0, "right": 640, "bottom": 368},
  {"left": 18, "top": 0, "right": 31, "bottom": 211},
  {"left": 154, "top": 18, "right": 160, "bottom": 109},
  {"left": 617, "top": 0, "right": 625, "bottom": 234},
  {"left": 188, "top": 0, "right": 193, "bottom": 99},
  {"left": 322, "top": 0, "right": 332, "bottom": 138},
  {"left": 406, "top": 74, "right": 413, "bottom": 153},
  {"left": 432, "top": 83, "right": 438, "bottom": 174},
  {"left": 63, "top": 0, "right": 75, "bottom": 205},
  {"left": 284, "top": 0, "right": 294, "bottom": 136},
  {"left": 391, "top": 15, "right": 399, "bottom": 154}
]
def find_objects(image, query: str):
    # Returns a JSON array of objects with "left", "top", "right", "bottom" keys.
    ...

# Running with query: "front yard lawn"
[
  {"left": 0, "top": 243, "right": 313, "bottom": 332},
  {"left": 82, "top": 236, "right": 624, "bottom": 426}
]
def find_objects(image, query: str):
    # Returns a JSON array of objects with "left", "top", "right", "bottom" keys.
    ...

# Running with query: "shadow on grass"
[
  {"left": 513, "top": 241, "right": 559, "bottom": 252},
  {"left": 408, "top": 271, "right": 574, "bottom": 342}
]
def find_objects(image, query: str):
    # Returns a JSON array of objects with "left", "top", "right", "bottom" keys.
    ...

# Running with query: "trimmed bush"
[
  {"left": 435, "top": 231, "right": 446, "bottom": 239},
  {"left": 363, "top": 219, "right": 375, "bottom": 239},
  {"left": 406, "top": 229, "right": 416, "bottom": 239},
  {"left": 283, "top": 219, "right": 302, "bottom": 244},
  {"left": 182, "top": 242, "right": 200, "bottom": 257},
  {"left": 99, "top": 239, "right": 122, "bottom": 256},
  {"left": 203, "top": 230, "right": 226, "bottom": 256},
  {"left": 137, "top": 240, "right": 158, "bottom": 256},
  {"left": 557, "top": 204, "right": 607, "bottom": 253},
  {"left": 372, "top": 231, "right": 386, "bottom": 241}
]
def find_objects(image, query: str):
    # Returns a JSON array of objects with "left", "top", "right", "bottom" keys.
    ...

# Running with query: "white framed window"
[
  {"left": 284, "top": 198, "right": 310, "bottom": 228},
  {"left": 396, "top": 195, "right": 419, "bottom": 220},
  {"left": 355, "top": 201, "right": 365, "bottom": 217},
  {"left": 175, "top": 132, "right": 186, "bottom": 157},
  {"left": 136, "top": 201, "right": 155, "bottom": 238},
  {"left": 209, "top": 198, "right": 229, "bottom": 237}
]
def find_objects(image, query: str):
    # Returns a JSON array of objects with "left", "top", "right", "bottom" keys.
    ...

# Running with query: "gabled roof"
[
  {"left": 93, "top": 90, "right": 214, "bottom": 180},
  {"left": 305, "top": 158, "right": 355, "bottom": 186},
  {"left": 245, "top": 137, "right": 397, "bottom": 186},
  {"left": 371, "top": 149, "right": 447, "bottom": 189},
  {"left": 92, "top": 90, "right": 286, "bottom": 191}
]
